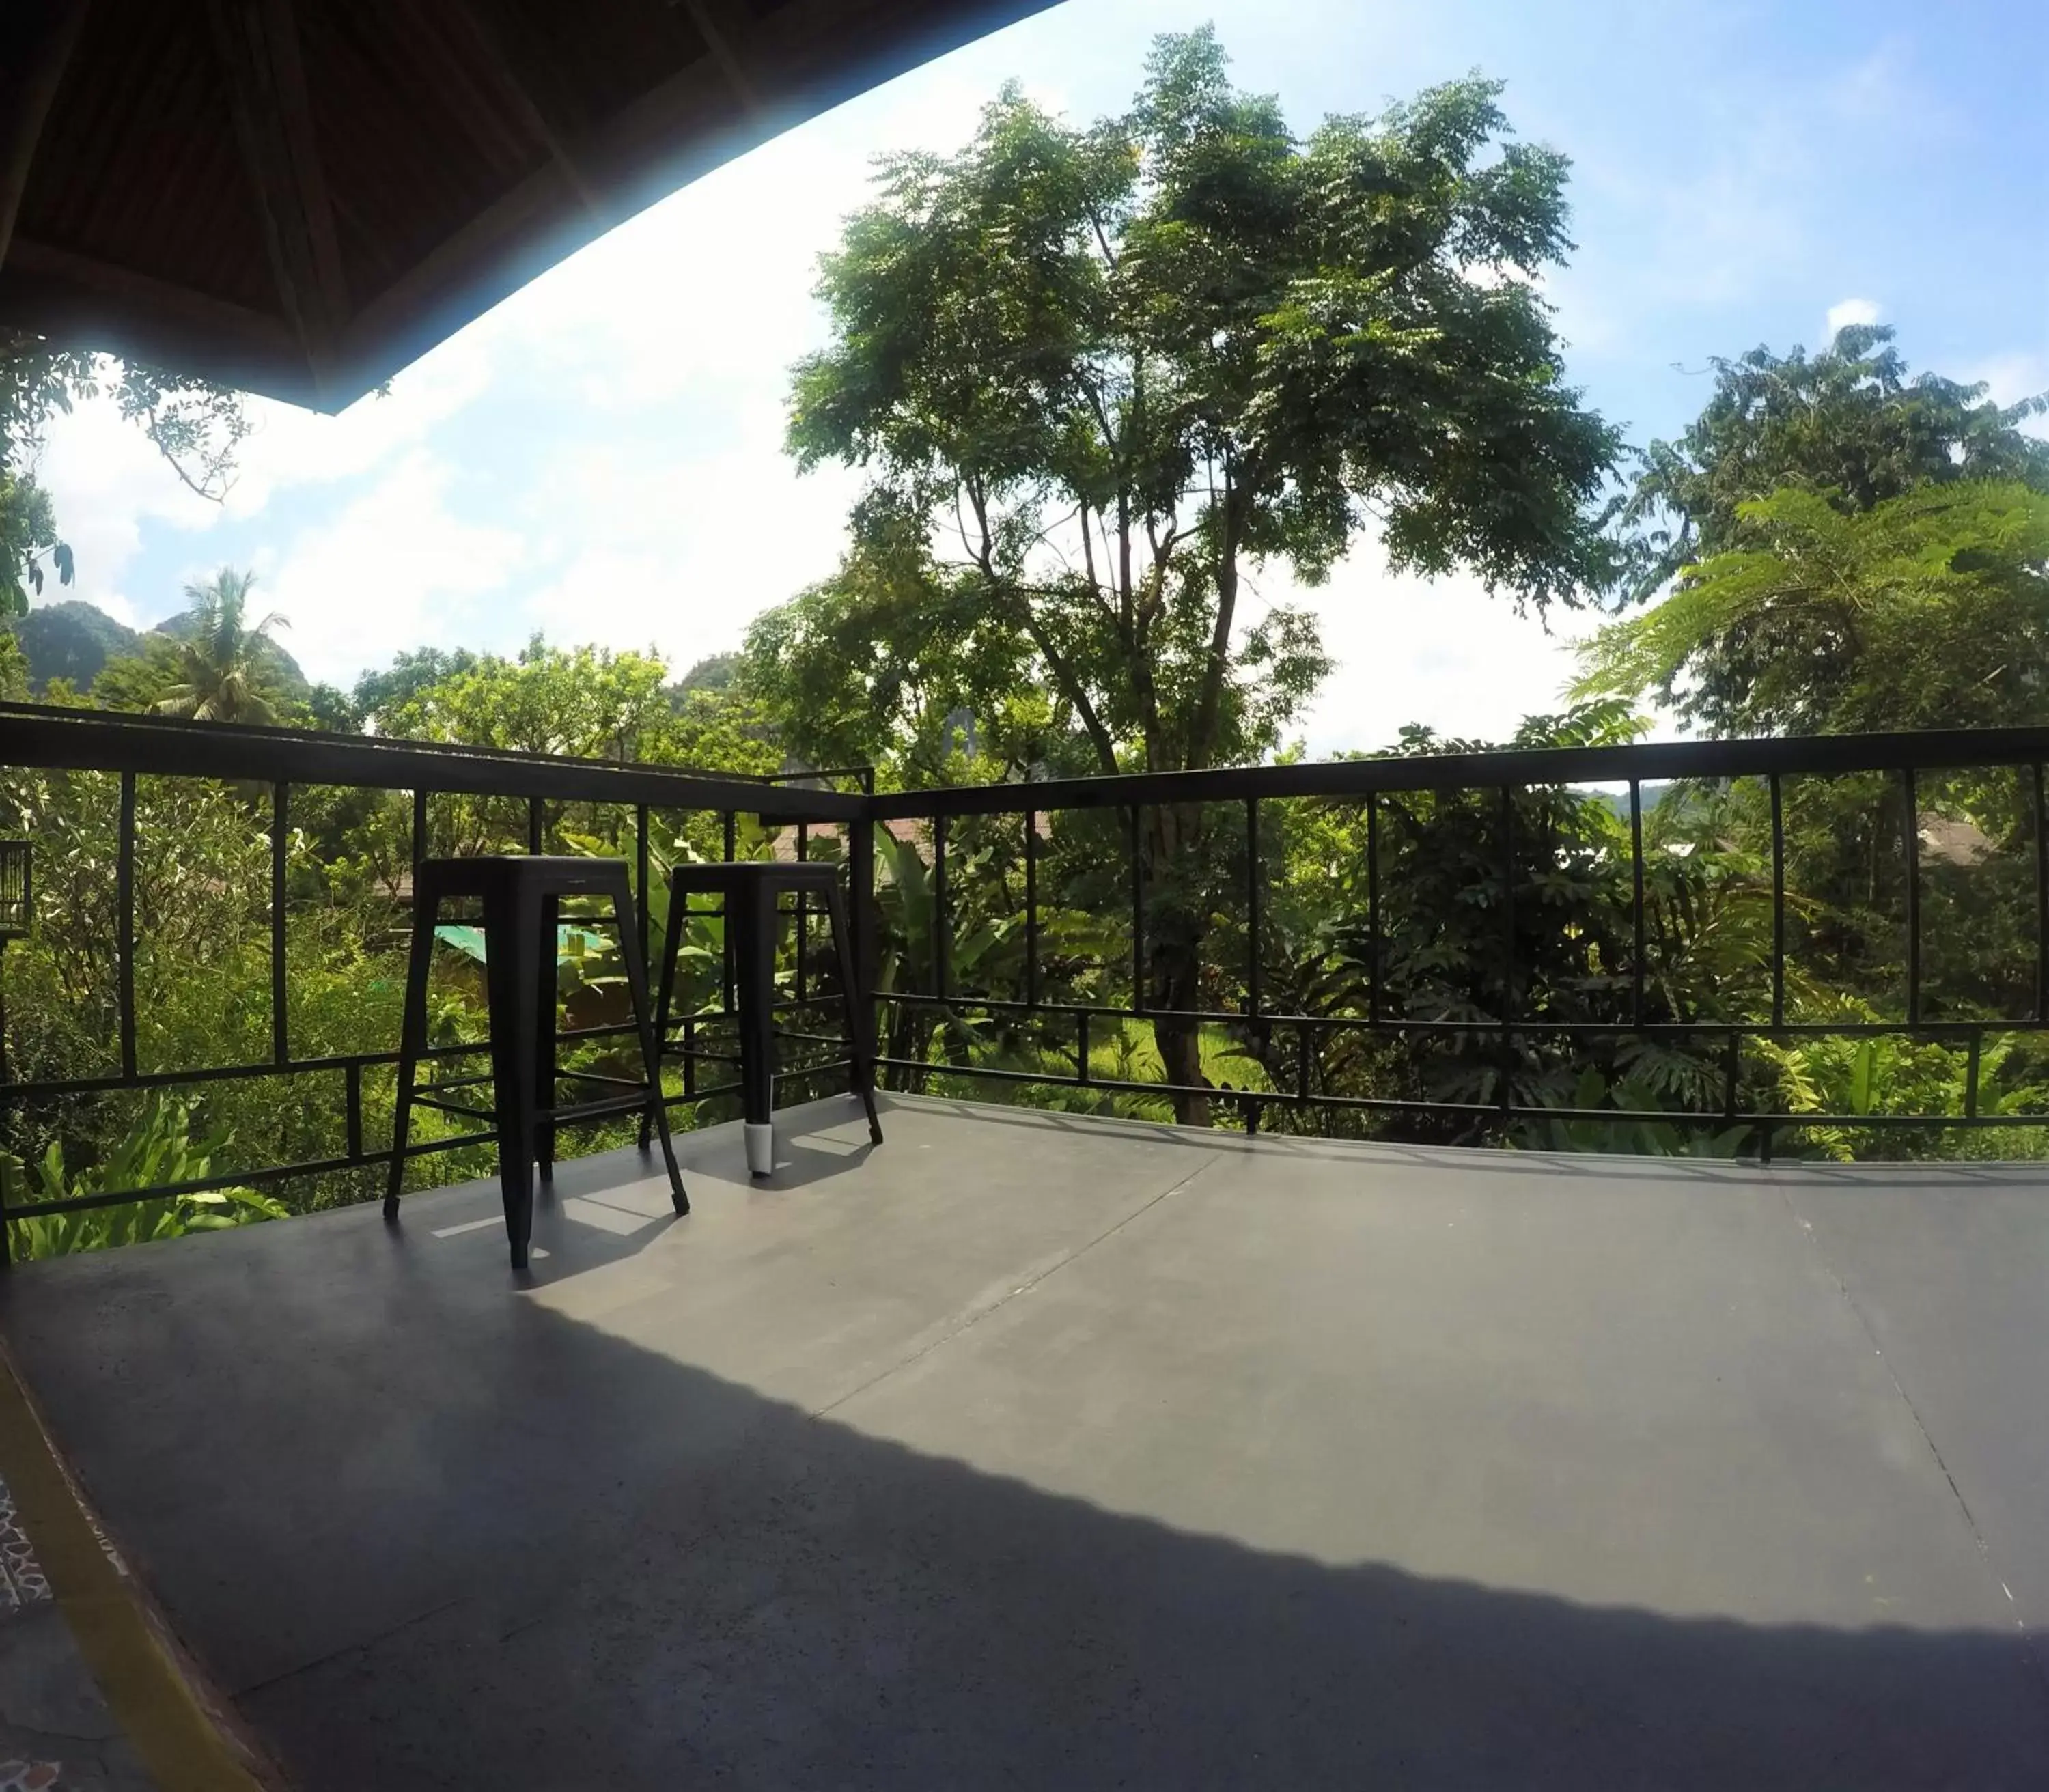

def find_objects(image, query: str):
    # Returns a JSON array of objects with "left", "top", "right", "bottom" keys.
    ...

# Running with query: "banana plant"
[
  {"left": 872, "top": 826, "right": 1121, "bottom": 1076},
  {"left": 3, "top": 1094, "right": 286, "bottom": 1259}
]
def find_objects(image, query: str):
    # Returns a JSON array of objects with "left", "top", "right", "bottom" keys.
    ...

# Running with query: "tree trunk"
[
  {"left": 1143, "top": 802, "right": 1211, "bottom": 1128},
  {"left": 1149, "top": 966, "right": 1210, "bottom": 1127}
]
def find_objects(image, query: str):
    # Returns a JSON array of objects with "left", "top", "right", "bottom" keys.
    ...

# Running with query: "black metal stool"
[
  {"left": 640, "top": 860, "right": 882, "bottom": 1178},
  {"left": 387, "top": 856, "right": 686, "bottom": 1268}
]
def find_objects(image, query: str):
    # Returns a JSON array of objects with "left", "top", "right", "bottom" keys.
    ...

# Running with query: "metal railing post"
[
  {"left": 117, "top": 770, "right": 137, "bottom": 1080},
  {"left": 1628, "top": 778, "right": 1645, "bottom": 1029},
  {"left": 1128, "top": 805, "right": 1145, "bottom": 1016},
  {"left": 1023, "top": 805, "right": 1040, "bottom": 1011},
  {"left": 1903, "top": 766, "right": 1921, "bottom": 1030},
  {"left": 851, "top": 774, "right": 878, "bottom": 1087},
  {"left": 271, "top": 781, "right": 290, "bottom": 1065},
  {"left": 1770, "top": 773, "right": 1786, "bottom": 1030},
  {"left": 1244, "top": 796, "right": 1261, "bottom": 1020}
]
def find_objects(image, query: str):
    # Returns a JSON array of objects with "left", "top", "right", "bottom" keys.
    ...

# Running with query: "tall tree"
[
  {"left": 1580, "top": 481, "right": 2049, "bottom": 736},
  {"left": 151, "top": 569, "right": 289, "bottom": 725},
  {"left": 1612, "top": 325, "right": 2049, "bottom": 608},
  {"left": 776, "top": 29, "right": 1623, "bottom": 1117}
]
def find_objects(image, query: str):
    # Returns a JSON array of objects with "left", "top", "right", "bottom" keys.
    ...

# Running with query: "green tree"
[
  {"left": 380, "top": 636, "right": 688, "bottom": 759},
  {"left": 1611, "top": 324, "right": 2049, "bottom": 610},
  {"left": 352, "top": 646, "right": 479, "bottom": 730},
  {"left": 743, "top": 559, "right": 1056, "bottom": 785},
  {"left": 673, "top": 652, "right": 740, "bottom": 695},
  {"left": 89, "top": 636, "right": 182, "bottom": 712},
  {"left": 772, "top": 31, "right": 1622, "bottom": 1117},
  {"left": 148, "top": 569, "right": 290, "bottom": 724},
  {"left": 1580, "top": 481, "right": 2049, "bottom": 736},
  {"left": 0, "top": 469, "right": 67, "bottom": 611},
  {"left": 371, "top": 636, "right": 781, "bottom": 860},
  {"left": 1, "top": 337, "right": 248, "bottom": 613}
]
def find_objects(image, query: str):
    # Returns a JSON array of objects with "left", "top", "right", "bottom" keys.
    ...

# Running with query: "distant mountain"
[
  {"left": 7, "top": 598, "right": 310, "bottom": 700},
  {"left": 673, "top": 652, "right": 739, "bottom": 695},
  {"left": 8, "top": 599, "right": 142, "bottom": 692}
]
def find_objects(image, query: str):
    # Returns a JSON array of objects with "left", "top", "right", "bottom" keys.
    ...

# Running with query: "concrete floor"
[{"left": 2, "top": 1094, "right": 2046, "bottom": 1789}]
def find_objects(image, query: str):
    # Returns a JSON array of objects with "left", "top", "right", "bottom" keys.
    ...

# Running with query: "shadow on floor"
[
  {"left": 8, "top": 1097, "right": 2046, "bottom": 1789},
  {"left": 191, "top": 1298, "right": 2049, "bottom": 1791}
]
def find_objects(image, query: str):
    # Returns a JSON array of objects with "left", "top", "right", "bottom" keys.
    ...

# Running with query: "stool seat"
[
  {"left": 666, "top": 860, "right": 844, "bottom": 888},
  {"left": 409, "top": 854, "right": 642, "bottom": 896},
  {"left": 386, "top": 854, "right": 686, "bottom": 1268},
  {"left": 643, "top": 856, "right": 882, "bottom": 1177}
]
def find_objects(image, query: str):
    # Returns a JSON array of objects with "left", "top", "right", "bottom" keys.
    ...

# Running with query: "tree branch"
[{"left": 964, "top": 482, "right": 1119, "bottom": 772}]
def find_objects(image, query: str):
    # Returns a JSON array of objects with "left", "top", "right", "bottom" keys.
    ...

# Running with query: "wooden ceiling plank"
[
  {"left": 441, "top": 0, "right": 602, "bottom": 214},
  {"left": 205, "top": 0, "right": 348, "bottom": 391},
  {"left": 673, "top": 0, "right": 763, "bottom": 113},
  {"left": 342, "top": 0, "right": 1015, "bottom": 387},
  {"left": 5, "top": 236, "right": 298, "bottom": 346},
  {"left": 3, "top": 0, "right": 1059, "bottom": 408},
  {"left": 0, "top": 0, "right": 92, "bottom": 272}
]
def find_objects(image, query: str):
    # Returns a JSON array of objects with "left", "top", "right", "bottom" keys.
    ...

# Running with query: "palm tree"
[{"left": 152, "top": 568, "right": 288, "bottom": 725}]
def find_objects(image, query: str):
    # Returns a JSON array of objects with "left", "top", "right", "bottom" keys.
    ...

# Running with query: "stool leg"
[
  {"left": 736, "top": 879, "right": 777, "bottom": 1177},
  {"left": 385, "top": 885, "right": 437, "bottom": 1220},
  {"left": 486, "top": 882, "right": 542, "bottom": 1270},
  {"left": 824, "top": 881, "right": 883, "bottom": 1145},
  {"left": 639, "top": 871, "right": 686, "bottom": 1154},
  {"left": 536, "top": 892, "right": 559, "bottom": 1186},
  {"left": 615, "top": 880, "right": 688, "bottom": 1214}
]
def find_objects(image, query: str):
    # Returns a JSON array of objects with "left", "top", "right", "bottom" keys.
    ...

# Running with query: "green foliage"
[
  {"left": 1513, "top": 1067, "right": 1753, "bottom": 1157},
  {"left": 6, "top": 598, "right": 141, "bottom": 692},
  {"left": 1612, "top": 325, "right": 2049, "bottom": 611},
  {"left": 1581, "top": 481, "right": 2049, "bottom": 735},
  {"left": 374, "top": 635, "right": 781, "bottom": 773},
  {"left": 352, "top": 647, "right": 479, "bottom": 728},
  {"left": 775, "top": 28, "right": 1619, "bottom": 790},
  {"left": 3, "top": 1095, "right": 287, "bottom": 1260},
  {"left": 349, "top": 637, "right": 783, "bottom": 873},
  {"left": 0, "top": 471, "right": 68, "bottom": 615},
  {"left": 89, "top": 634, "right": 184, "bottom": 712},
  {"left": 1756, "top": 1024, "right": 2049, "bottom": 1164},
  {"left": 771, "top": 31, "right": 1623, "bottom": 1122},
  {"left": 1, "top": 337, "right": 247, "bottom": 614}
]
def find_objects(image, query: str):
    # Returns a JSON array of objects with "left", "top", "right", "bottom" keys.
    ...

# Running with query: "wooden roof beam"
[
  {"left": 0, "top": 0, "right": 90, "bottom": 273},
  {"left": 206, "top": 0, "right": 348, "bottom": 396},
  {"left": 0, "top": 236, "right": 308, "bottom": 397}
]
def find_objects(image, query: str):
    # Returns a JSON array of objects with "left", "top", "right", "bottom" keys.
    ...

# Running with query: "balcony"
[
  {"left": 0, "top": 708, "right": 2046, "bottom": 1785},
  {"left": 2, "top": 1093, "right": 2046, "bottom": 1786}
]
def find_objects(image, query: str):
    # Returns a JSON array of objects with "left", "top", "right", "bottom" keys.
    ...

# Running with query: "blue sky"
[{"left": 33, "top": 0, "right": 2048, "bottom": 752}]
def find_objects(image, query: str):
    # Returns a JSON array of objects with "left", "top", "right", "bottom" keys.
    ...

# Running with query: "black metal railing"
[
  {"left": 856, "top": 725, "right": 2049, "bottom": 1154},
  {"left": 4, "top": 707, "right": 2048, "bottom": 1254},
  {"left": 0, "top": 704, "right": 865, "bottom": 1250}
]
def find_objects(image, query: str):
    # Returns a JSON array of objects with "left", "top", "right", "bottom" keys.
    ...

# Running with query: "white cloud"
[
  {"left": 518, "top": 432, "right": 860, "bottom": 668},
  {"left": 1824, "top": 296, "right": 1882, "bottom": 339},
  {"left": 27, "top": 324, "right": 497, "bottom": 634},
  {"left": 260, "top": 453, "right": 526, "bottom": 685},
  {"left": 1259, "top": 534, "right": 1594, "bottom": 755},
  {"left": 29, "top": 395, "right": 221, "bottom": 628},
  {"left": 1963, "top": 351, "right": 2049, "bottom": 423},
  {"left": 219, "top": 333, "right": 497, "bottom": 519}
]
